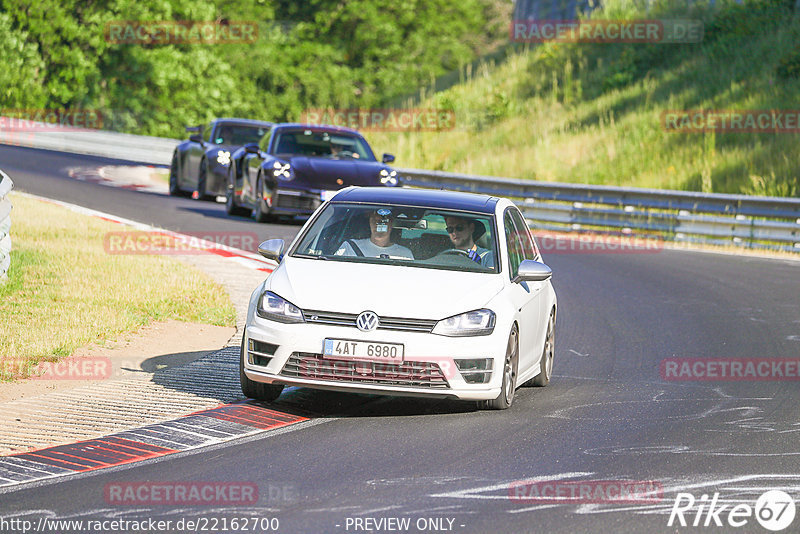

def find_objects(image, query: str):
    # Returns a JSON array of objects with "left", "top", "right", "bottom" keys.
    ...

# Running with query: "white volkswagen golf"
[{"left": 241, "top": 187, "right": 557, "bottom": 409}]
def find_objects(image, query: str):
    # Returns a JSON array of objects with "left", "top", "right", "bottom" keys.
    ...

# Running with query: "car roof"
[
  {"left": 331, "top": 187, "right": 500, "bottom": 214},
  {"left": 213, "top": 118, "right": 273, "bottom": 128},
  {"left": 272, "top": 122, "right": 363, "bottom": 137}
]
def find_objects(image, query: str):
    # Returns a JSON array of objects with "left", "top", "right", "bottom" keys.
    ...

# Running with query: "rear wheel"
[
  {"left": 478, "top": 325, "right": 518, "bottom": 410},
  {"left": 531, "top": 312, "right": 555, "bottom": 387},
  {"left": 240, "top": 332, "right": 284, "bottom": 402}
]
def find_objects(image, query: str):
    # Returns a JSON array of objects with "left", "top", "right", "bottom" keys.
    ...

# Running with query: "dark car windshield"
[
  {"left": 273, "top": 129, "right": 376, "bottom": 161},
  {"left": 292, "top": 202, "right": 497, "bottom": 273},
  {"left": 214, "top": 124, "right": 269, "bottom": 146}
]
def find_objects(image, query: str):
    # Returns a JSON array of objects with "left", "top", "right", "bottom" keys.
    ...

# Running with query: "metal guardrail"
[
  {"left": 0, "top": 118, "right": 178, "bottom": 165},
  {"left": 399, "top": 169, "right": 800, "bottom": 252},
  {"left": 0, "top": 169, "right": 13, "bottom": 283},
  {"left": 1, "top": 118, "right": 798, "bottom": 253}
]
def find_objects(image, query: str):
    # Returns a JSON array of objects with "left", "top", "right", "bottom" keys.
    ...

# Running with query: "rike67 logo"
[{"left": 668, "top": 490, "right": 796, "bottom": 531}]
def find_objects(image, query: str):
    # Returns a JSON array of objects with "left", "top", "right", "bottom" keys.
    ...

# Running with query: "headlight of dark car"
[
  {"left": 216, "top": 150, "right": 231, "bottom": 166},
  {"left": 379, "top": 168, "right": 399, "bottom": 186},
  {"left": 272, "top": 161, "right": 294, "bottom": 181}
]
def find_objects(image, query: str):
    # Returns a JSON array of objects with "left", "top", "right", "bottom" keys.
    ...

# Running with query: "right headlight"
[
  {"left": 256, "top": 291, "right": 304, "bottom": 323},
  {"left": 432, "top": 309, "right": 495, "bottom": 337}
]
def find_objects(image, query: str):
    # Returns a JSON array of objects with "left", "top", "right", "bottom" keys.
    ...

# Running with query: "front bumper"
[{"left": 243, "top": 315, "right": 506, "bottom": 401}]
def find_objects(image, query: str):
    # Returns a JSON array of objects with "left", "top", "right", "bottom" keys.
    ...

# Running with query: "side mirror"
[
  {"left": 189, "top": 134, "right": 203, "bottom": 144},
  {"left": 382, "top": 153, "right": 395, "bottom": 164},
  {"left": 258, "top": 239, "right": 285, "bottom": 262},
  {"left": 244, "top": 143, "right": 260, "bottom": 154},
  {"left": 514, "top": 259, "right": 552, "bottom": 283}
]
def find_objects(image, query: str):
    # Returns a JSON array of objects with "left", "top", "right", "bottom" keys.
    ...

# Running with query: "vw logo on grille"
[{"left": 356, "top": 311, "right": 379, "bottom": 332}]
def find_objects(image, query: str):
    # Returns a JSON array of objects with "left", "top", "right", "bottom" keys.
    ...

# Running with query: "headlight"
[
  {"left": 432, "top": 309, "right": 495, "bottom": 337},
  {"left": 216, "top": 151, "right": 231, "bottom": 166},
  {"left": 379, "top": 168, "right": 399, "bottom": 186},
  {"left": 256, "top": 291, "right": 304, "bottom": 323},
  {"left": 272, "top": 161, "right": 293, "bottom": 180}
]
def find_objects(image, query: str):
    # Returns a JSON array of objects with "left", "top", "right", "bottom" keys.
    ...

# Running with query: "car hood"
[
  {"left": 266, "top": 256, "right": 504, "bottom": 319},
  {"left": 286, "top": 156, "right": 386, "bottom": 187}
]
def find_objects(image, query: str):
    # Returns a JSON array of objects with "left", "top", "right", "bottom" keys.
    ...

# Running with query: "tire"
[
  {"left": 225, "top": 166, "right": 247, "bottom": 216},
  {"left": 251, "top": 173, "right": 271, "bottom": 223},
  {"left": 196, "top": 158, "right": 209, "bottom": 200},
  {"left": 531, "top": 311, "right": 555, "bottom": 387},
  {"left": 239, "top": 332, "right": 284, "bottom": 402},
  {"left": 168, "top": 151, "right": 186, "bottom": 196},
  {"left": 478, "top": 325, "right": 519, "bottom": 410}
]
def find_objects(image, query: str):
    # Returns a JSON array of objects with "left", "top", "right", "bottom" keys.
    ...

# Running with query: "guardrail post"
[{"left": 0, "top": 169, "right": 13, "bottom": 284}]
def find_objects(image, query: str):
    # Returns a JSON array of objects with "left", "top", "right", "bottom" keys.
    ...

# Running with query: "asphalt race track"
[{"left": 1, "top": 143, "right": 799, "bottom": 533}]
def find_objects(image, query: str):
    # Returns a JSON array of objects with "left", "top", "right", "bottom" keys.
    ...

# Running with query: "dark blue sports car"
[
  {"left": 169, "top": 118, "right": 272, "bottom": 199},
  {"left": 225, "top": 123, "right": 400, "bottom": 222}
]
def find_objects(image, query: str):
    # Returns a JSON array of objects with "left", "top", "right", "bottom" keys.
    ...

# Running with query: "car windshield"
[
  {"left": 292, "top": 202, "right": 498, "bottom": 273},
  {"left": 273, "top": 129, "right": 375, "bottom": 161},
  {"left": 214, "top": 124, "right": 269, "bottom": 145}
]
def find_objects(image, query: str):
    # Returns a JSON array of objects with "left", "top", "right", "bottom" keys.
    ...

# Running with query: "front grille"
[
  {"left": 303, "top": 310, "right": 437, "bottom": 333},
  {"left": 281, "top": 353, "right": 450, "bottom": 389},
  {"left": 275, "top": 192, "right": 318, "bottom": 211}
]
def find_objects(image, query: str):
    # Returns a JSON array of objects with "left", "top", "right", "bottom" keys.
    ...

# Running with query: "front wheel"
[
  {"left": 240, "top": 333, "right": 284, "bottom": 402},
  {"left": 251, "top": 174, "right": 272, "bottom": 223},
  {"left": 478, "top": 325, "right": 518, "bottom": 410},
  {"left": 195, "top": 158, "right": 209, "bottom": 200},
  {"left": 225, "top": 167, "right": 247, "bottom": 216},
  {"left": 168, "top": 151, "right": 186, "bottom": 196}
]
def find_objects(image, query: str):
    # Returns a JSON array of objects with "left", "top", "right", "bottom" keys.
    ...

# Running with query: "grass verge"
[{"left": 0, "top": 192, "right": 236, "bottom": 380}]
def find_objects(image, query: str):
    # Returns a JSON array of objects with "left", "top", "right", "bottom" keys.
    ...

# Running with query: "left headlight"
[
  {"left": 273, "top": 161, "right": 294, "bottom": 180},
  {"left": 216, "top": 150, "right": 231, "bottom": 166},
  {"left": 379, "top": 168, "right": 399, "bottom": 186},
  {"left": 256, "top": 291, "right": 304, "bottom": 323},
  {"left": 432, "top": 309, "right": 495, "bottom": 337}
]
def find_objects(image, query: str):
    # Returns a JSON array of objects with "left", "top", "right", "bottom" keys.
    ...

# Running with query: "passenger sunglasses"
[{"left": 446, "top": 225, "right": 467, "bottom": 233}]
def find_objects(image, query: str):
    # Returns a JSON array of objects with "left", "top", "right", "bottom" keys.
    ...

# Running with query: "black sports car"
[
  {"left": 169, "top": 118, "right": 272, "bottom": 199},
  {"left": 225, "top": 123, "right": 401, "bottom": 221}
]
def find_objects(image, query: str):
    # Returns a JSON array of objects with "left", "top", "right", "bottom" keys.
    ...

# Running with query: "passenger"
[
  {"left": 444, "top": 215, "right": 494, "bottom": 268},
  {"left": 336, "top": 208, "right": 414, "bottom": 259}
]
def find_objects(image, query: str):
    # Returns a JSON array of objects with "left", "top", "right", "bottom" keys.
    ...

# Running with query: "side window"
[
  {"left": 203, "top": 123, "right": 214, "bottom": 143},
  {"left": 509, "top": 208, "right": 540, "bottom": 261},
  {"left": 259, "top": 129, "right": 274, "bottom": 152},
  {"left": 504, "top": 212, "right": 525, "bottom": 279}
]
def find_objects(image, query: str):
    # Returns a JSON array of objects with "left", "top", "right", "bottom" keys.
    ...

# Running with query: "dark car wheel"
[
  {"left": 225, "top": 167, "right": 247, "bottom": 216},
  {"left": 195, "top": 158, "right": 209, "bottom": 200},
  {"left": 240, "top": 332, "right": 284, "bottom": 402},
  {"left": 168, "top": 151, "right": 186, "bottom": 196},
  {"left": 251, "top": 174, "right": 272, "bottom": 223},
  {"left": 531, "top": 311, "right": 555, "bottom": 387},
  {"left": 478, "top": 325, "right": 518, "bottom": 410}
]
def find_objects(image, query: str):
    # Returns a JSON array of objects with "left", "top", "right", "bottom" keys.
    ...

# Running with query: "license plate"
[
  {"left": 320, "top": 190, "right": 337, "bottom": 201},
  {"left": 322, "top": 339, "right": 404, "bottom": 364}
]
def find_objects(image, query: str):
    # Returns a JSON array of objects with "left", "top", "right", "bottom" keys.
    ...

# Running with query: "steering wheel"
[{"left": 437, "top": 249, "right": 470, "bottom": 257}]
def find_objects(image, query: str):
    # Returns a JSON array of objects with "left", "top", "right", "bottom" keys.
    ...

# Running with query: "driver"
[
  {"left": 336, "top": 208, "right": 414, "bottom": 259},
  {"left": 444, "top": 215, "right": 494, "bottom": 268}
]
